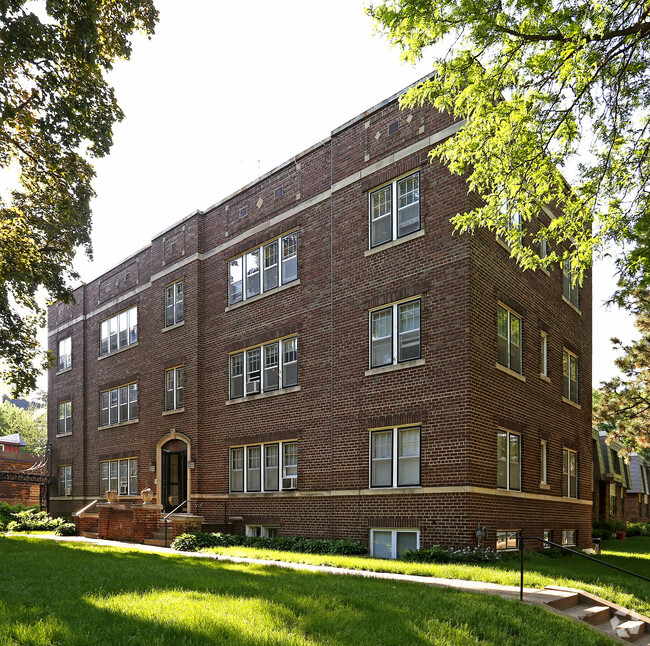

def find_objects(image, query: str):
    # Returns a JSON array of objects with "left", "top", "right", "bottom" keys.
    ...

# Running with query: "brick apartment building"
[{"left": 47, "top": 77, "right": 593, "bottom": 555}]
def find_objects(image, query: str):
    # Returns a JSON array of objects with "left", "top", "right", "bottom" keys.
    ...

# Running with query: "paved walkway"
[{"left": 18, "top": 533, "right": 573, "bottom": 608}]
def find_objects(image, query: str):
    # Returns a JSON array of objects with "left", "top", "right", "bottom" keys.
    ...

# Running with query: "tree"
[
  {"left": 0, "top": 0, "right": 158, "bottom": 396},
  {"left": 368, "top": 0, "right": 650, "bottom": 302},
  {"left": 0, "top": 400, "right": 46, "bottom": 455}
]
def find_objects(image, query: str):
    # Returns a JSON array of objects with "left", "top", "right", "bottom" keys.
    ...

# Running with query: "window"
[
  {"left": 165, "top": 366, "right": 184, "bottom": 411},
  {"left": 610, "top": 448, "right": 621, "bottom": 474},
  {"left": 497, "top": 203, "right": 521, "bottom": 247},
  {"left": 100, "top": 458, "right": 138, "bottom": 495},
  {"left": 100, "top": 382, "right": 138, "bottom": 427},
  {"left": 370, "top": 529, "right": 419, "bottom": 559},
  {"left": 562, "top": 260, "right": 579, "bottom": 308},
  {"left": 562, "top": 449, "right": 578, "bottom": 498},
  {"left": 370, "top": 299, "right": 420, "bottom": 368},
  {"left": 57, "top": 401, "right": 72, "bottom": 435},
  {"left": 370, "top": 427, "right": 420, "bottom": 488},
  {"left": 562, "top": 349, "right": 578, "bottom": 403},
  {"left": 57, "top": 336, "right": 71, "bottom": 372},
  {"left": 562, "top": 530, "right": 577, "bottom": 546},
  {"left": 496, "top": 530, "right": 520, "bottom": 551},
  {"left": 540, "top": 440, "right": 548, "bottom": 485},
  {"left": 100, "top": 306, "right": 137, "bottom": 356},
  {"left": 58, "top": 465, "right": 71, "bottom": 496},
  {"left": 539, "top": 237, "right": 548, "bottom": 259},
  {"left": 610, "top": 482, "right": 617, "bottom": 514},
  {"left": 540, "top": 332, "right": 548, "bottom": 377},
  {"left": 369, "top": 172, "right": 420, "bottom": 248},
  {"left": 230, "top": 440, "right": 297, "bottom": 492},
  {"left": 229, "top": 336, "right": 297, "bottom": 399},
  {"left": 165, "top": 281, "right": 184, "bottom": 327},
  {"left": 228, "top": 231, "right": 298, "bottom": 305},
  {"left": 542, "top": 530, "right": 551, "bottom": 547},
  {"left": 497, "top": 304, "right": 522, "bottom": 374},
  {"left": 497, "top": 430, "right": 521, "bottom": 491},
  {"left": 246, "top": 525, "right": 278, "bottom": 538}
]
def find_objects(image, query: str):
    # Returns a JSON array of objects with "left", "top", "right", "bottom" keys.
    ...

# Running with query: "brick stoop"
[{"left": 543, "top": 587, "right": 650, "bottom": 644}]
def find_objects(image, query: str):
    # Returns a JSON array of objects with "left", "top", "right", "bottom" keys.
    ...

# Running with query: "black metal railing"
[
  {"left": 517, "top": 534, "right": 650, "bottom": 601},
  {"left": 163, "top": 500, "right": 188, "bottom": 547}
]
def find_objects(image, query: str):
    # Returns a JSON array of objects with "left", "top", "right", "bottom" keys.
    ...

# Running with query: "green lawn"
[{"left": 0, "top": 535, "right": 621, "bottom": 646}]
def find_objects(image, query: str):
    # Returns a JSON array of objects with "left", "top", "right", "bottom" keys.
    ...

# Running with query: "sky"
[{"left": 7, "top": 0, "right": 639, "bottom": 395}]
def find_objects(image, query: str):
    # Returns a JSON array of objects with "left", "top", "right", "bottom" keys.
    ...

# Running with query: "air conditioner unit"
[
  {"left": 282, "top": 477, "right": 297, "bottom": 490},
  {"left": 246, "top": 381, "right": 261, "bottom": 395}
]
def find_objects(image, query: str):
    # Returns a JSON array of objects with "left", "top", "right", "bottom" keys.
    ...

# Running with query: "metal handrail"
[
  {"left": 73, "top": 499, "right": 98, "bottom": 516},
  {"left": 163, "top": 499, "right": 188, "bottom": 547},
  {"left": 517, "top": 534, "right": 650, "bottom": 601}
]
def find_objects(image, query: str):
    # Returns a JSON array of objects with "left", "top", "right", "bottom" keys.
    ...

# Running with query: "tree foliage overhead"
[
  {"left": 0, "top": 399, "right": 46, "bottom": 455},
  {"left": 0, "top": 0, "right": 158, "bottom": 396},
  {"left": 368, "top": 0, "right": 650, "bottom": 298}
]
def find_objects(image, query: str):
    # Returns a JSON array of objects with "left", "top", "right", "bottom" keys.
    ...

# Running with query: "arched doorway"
[{"left": 161, "top": 438, "right": 187, "bottom": 512}]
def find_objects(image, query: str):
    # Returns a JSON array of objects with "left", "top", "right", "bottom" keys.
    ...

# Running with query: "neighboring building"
[
  {"left": 47, "top": 77, "right": 593, "bottom": 554},
  {"left": 0, "top": 433, "right": 27, "bottom": 453},
  {"left": 592, "top": 430, "right": 631, "bottom": 524},
  {"left": 625, "top": 452, "right": 650, "bottom": 523}
]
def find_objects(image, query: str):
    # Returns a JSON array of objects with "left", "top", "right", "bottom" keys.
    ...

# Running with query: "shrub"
[
  {"left": 54, "top": 523, "right": 76, "bottom": 536},
  {"left": 626, "top": 522, "right": 650, "bottom": 537},
  {"left": 6, "top": 509, "right": 70, "bottom": 532},
  {"left": 402, "top": 545, "right": 501, "bottom": 564},
  {"left": 0, "top": 502, "right": 32, "bottom": 531}
]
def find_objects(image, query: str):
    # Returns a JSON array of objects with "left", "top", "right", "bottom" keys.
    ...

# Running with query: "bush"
[
  {"left": 54, "top": 523, "right": 76, "bottom": 536},
  {"left": 593, "top": 518, "right": 626, "bottom": 538},
  {"left": 402, "top": 545, "right": 501, "bottom": 564},
  {"left": 0, "top": 502, "right": 32, "bottom": 531},
  {"left": 626, "top": 522, "right": 650, "bottom": 537},
  {"left": 171, "top": 532, "right": 367, "bottom": 556},
  {"left": 6, "top": 509, "right": 70, "bottom": 532}
]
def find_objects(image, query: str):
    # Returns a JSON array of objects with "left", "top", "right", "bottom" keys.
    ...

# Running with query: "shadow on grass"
[{"left": 0, "top": 536, "right": 618, "bottom": 646}]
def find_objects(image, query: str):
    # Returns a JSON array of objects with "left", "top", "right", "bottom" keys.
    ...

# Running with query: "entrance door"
[{"left": 161, "top": 439, "right": 187, "bottom": 512}]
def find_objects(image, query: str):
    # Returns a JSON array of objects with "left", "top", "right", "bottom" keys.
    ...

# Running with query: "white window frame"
[
  {"left": 99, "top": 382, "right": 138, "bottom": 427},
  {"left": 496, "top": 530, "right": 520, "bottom": 551},
  {"left": 57, "top": 401, "right": 72, "bottom": 435},
  {"left": 165, "top": 280, "right": 184, "bottom": 327},
  {"left": 165, "top": 366, "right": 184, "bottom": 411},
  {"left": 57, "top": 336, "right": 72, "bottom": 372},
  {"left": 100, "top": 457, "right": 138, "bottom": 496},
  {"left": 229, "top": 336, "right": 298, "bottom": 399},
  {"left": 562, "top": 260, "right": 579, "bottom": 308},
  {"left": 369, "top": 426, "right": 421, "bottom": 489},
  {"left": 497, "top": 429, "right": 521, "bottom": 491},
  {"left": 370, "top": 528, "right": 419, "bottom": 559},
  {"left": 228, "top": 231, "right": 298, "bottom": 305},
  {"left": 540, "top": 332, "right": 548, "bottom": 377},
  {"left": 542, "top": 529, "right": 551, "bottom": 548},
  {"left": 561, "top": 529, "right": 577, "bottom": 546},
  {"left": 246, "top": 525, "right": 278, "bottom": 538},
  {"left": 540, "top": 439, "right": 548, "bottom": 485},
  {"left": 562, "top": 448, "right": 578, "bottom": 498},
  {"left": 369, "top": 298, "right": 421, "bottom": 368},
  {"left": 58, "top": 464, "right": 72, "bottom": 496},
  {"left": 100, "top": 306, "right": 138, "bottom": 356},
  {"left": 229, "top": 440, "right": 297, "bottom": 493},
  {"left": 497, "top": 304, "right": 522, "bottom": 374},
  {"left": 368, "top": 171, "right": 421, "bottom": 249},
  {"left": 562, "top": 349, "right": 579, "bottom": 403}
]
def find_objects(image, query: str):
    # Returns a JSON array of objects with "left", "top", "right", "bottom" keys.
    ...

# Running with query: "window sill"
[
  {"left": 98, "top": 419, "right": 139, "bottom": 431},
  {"left": 496, "top": 237, "right": 512, "bottom": 253},
  {"left": 497, "top": 487, "right": 522, "bottom": 493},
  {"left": 561, "top": 296, "right": 581, "bottom": 315},
  {"left": 162, "top": 408, "right": 185, "bottom": 416},
  {"left": 539, "top": 374, "right": 550, "bottom": 383},
  {"left": 562, "top": 396, "right": 581, "bottom": 410},
  {"left": 369, "top": 485, "right": 421, "bottom": 491},
  {"left": 98, "top": 342, "right": 138, "bottom": 361},
  {"left": 162, "top": 320, "right": 185, "bottom": 333},
  {"left": 365, "top": 229, "right": 425, "bottom": 257},
  {"left": 495, "top": 363, "right": 526, "bottom": 382},
  {"left": 226, "top": 385, "right": 301, "bottom": 405},
  {"left": 55, "top": 432, "right": 72, "bottom": 438},
  {"left": 539, "top": 483, "right": 551, "bottom": 490},
  {"left": 56, "top": 367, "right": 72, "bottom": 376},
  {"left": 225, "top": 279, "right": 300, "bottom": 312},
  {"left": 365, "top": 358, "right": 425, "bottom": 377}
]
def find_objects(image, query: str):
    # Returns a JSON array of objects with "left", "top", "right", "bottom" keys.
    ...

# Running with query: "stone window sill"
[
  {"left": 561, "top": 296, "right": 581, "bottom": 315},
  {"left": 98, "top": 342, "right": 138, "bottom": 361},
  {"left": 162, "top": 408, "right": 185, "bottom": 416},
  {"left": 365, "top": 358, "right": 425, "bottom": 377},
  {"left": 56, "top": 367, "right": 72, "bottom": 376},
  {"left": 364, "top": 229, "right": 425, "bottom": 257},
  {"left": 162, "top": 320, "right": 185, "bottom": 333},
  {"left": 55, "top": 432, "right": 72, "bottom": 438},
  {"left": 562, "top": 397, "right": 581, "bottom": 410},
  {"left": 98, "top": 419, "right": 139, "bottom": 431},
  {"left": 226, "top": 385, "right": 301, "bottom": 405},
  {"left": 495, "top": 363, "right": 526, "bottom": 382},
  {"left": 225, "top": 280, "right": 300, "bottom": 312}
]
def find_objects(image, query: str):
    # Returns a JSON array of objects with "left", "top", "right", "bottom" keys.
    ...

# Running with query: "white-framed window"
[
  {"left": 540, "top": 440, "right": 548, "bottom": 485},
  {"left": 562, "top": 260, "right": 579, "bottom": 308},
  {"left": 58, "top": 465, "right": 71, "bottom": 496},
  {"left": 561, "top": 530, "right": 577, "bottom": 546},
  {"left": 370, "top": 298, "right": 420, "bottom": 368},
  {"left": 230, "top": 440, "right": 297, "bottom": 493},
  {"left": 57, "top": 336, "right": 71, "bottom": 372},
  {"left": 497, "top": 203, "right": 522, "bottom": 247},
  {"left": 497, "top": 429, "right": 521, "bottom": 491},
  {"left": 246, "top": 525, "right": 278, "bottom": 538},
  {"left": 497, "top": 304, "right": 522, "bottom": 374},
  {"left": 609, "top": 482, "right": 617, "bottom": 514},
  {"left": 165, "top": 366, "right": 184, "bottom": 411},
  {"left": 100, "top": 382, "right": 138, "bottom": 427},
  {"left": 562, "top": 448, "right": 578, "bottom": 498},
  {"left": 496, "top": 530, "right": 520, "bottom": 551},
  {"left": 100, "top": 306, "right": 137, "bottom": 356},
  {"left": 562, "top": 349, "right": 578, "bottom": 403},
  {"left": 165, "top": 281, "right": 184, "bottom": 327},
  {"left": 228, "top": 231, "right": 298, "bottom": 305},
  {"left": 100, "top": 458, "right": 138, "bottom": 496},
  {"left": 229, "top": 336, "right": 297, "bottom": 399},
  {"left": 540, "top": 332, "right": 548, "bottom": 377},
  {"left": 539, "top": 237, "right": 548, "bottom": 259},
  {"left": 369, "top": 171, "right": 421, "bottom": 248},
  {"left": 542, "top": 530, "right": 551, "bottom": 547},
  {"left": 370, "top": 528, "right": 419, "bottom": 559},
  {"left": 57, "top": 401, "right": 72, "bottom": 435},
  {"left": 370, "top": 427, "right": 420, "bottom": 488}
]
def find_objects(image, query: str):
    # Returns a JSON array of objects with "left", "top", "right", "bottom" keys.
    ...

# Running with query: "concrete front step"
[
  {"left": 80, "top": 531, "right": 98, "bottom": 539},
  {"left": 142, "top": 538, "right": 168, "bottom": 547},
  {"left": 563, "top": 604, "right": 612, "bottom": 626},
  {"left": 616, "top": 620, "right": 647, "bottom": 643}
]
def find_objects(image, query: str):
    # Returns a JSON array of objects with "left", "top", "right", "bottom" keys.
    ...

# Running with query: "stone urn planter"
[
  {"left": 140, "top": 488, "right": 154, "bottom": 504},
  {"left": 105, "top": 489, "right": 119, "bottom": 503}
]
